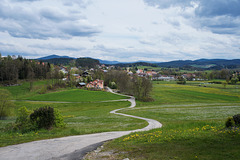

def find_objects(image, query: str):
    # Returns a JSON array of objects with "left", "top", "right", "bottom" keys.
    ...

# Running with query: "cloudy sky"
[{"left": 0, "top": 0, "right": 239, "bottom": 62}]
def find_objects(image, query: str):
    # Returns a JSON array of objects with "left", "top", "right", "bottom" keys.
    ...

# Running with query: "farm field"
[
  {"left": 0, "top": 81, "right": 143, "bottom": 147},
  {"left": 137, "top": 66, "right": 162, "bottom": 71},
  {"left": 0, "top": 101, "right": 146, "bottom": 147},
  {"left": 23, "top": 89, "right": 127, "bottom": 102},
  {"left": 98, "top": 81, "right": 240, "bottom": 160},
  {"left": 0, "top": 80, "right": 68, "bottom": 100}
]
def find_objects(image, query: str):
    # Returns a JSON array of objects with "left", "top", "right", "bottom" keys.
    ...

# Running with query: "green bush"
[
  {"left": 30, "top": 106, "right": 55, "bottom": 130},
  {"left": 109, "top": 81, "right": 117, "bottom": 89},
  {"left": 6, "top": 106, "right": 65, "bottom": 133},
  {"left": 233, "top": 114, "right": 240, "bottom": 126},
  {"left": 176, "top": 77, "right": 186, "bottom": 85},
  {"left": 139, "top": 97, "right": 155, "bottom": 102},
  {"left": 38, "top": 86, "right": 47, "bottom": 94},
  {"left": 54, "top": 109, "right": 65, "bottom": 128},
  {"left": 15, "top": 106, "right": 35, "bottom": 133},
  {"left": 225, "top": 117, "right": 235, "bottom": 128},
  {"left": 0, "top": 89, "right": 14, "bottom": 120},
  {"left": 47, "top": 84, "right": 53, "bottom": 90}
]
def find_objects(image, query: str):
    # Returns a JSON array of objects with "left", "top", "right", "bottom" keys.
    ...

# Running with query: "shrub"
[
  {"left": 47, "top": 84, "right": 53, "bottom": 90},
  {"left": 6, "top": 106, "right": 65, "bottom": 133},
  {"left": 139, "top": 97, "right": 155, "bottom": 102},
  {"left": 176, "top": 77, "right": 186, "bottom": 85},
  {"left": 30, "top": 106, "right": 55, "bottom": 130},
  {"left": 0, "top": 89, "right": 14, "bottom": 120},
  {"left": 233, "top": 114, "right": 240, "bottom": 126},
  {"left": 39, "top": 86, "right": 47, "bottom": 94},
  {"left": 222, "top": 82, "right": 227, "bottom": 88},
  {"left": 109, "top": 81, "right": 117, "bottom": 89},
  {"left": 54, "top": 109, "right": 66, "bottom": 128},
  {"left": 225, "top": 117, "right": 235, "bottom": 128},
  {"left": 15, "top": 106, "right": 35, "bottom": 132}
]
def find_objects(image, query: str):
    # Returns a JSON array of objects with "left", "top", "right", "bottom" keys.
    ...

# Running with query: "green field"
[
  {"left": 0, "top": 101, "right": 146, "bottom": 147},
  {"left": 23, "top": 89, "right": 127, "bottom": 102},
  {"left": 1, "top": 80, "right": 240, "bottom": 159},
  {"left": 0, "top": 81, "right": 137, "bottom": 147},
  {"left": 0, "top": 80, "right": 68, "bottom": 100},
  {"left": 0, "top": 80, "right": 127, "bottom": 102},
  {"left": 101, "top": 81, "right": 240, "bottom": 160}
]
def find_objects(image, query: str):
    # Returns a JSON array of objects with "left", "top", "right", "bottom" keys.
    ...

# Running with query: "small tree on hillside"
[
  {"left": 222, "top": 81, "right": 227, "bottom": 88},
  {"left": 0, "top": 89, "right": 14, "bottom": 120},
  {"left": 177, "top": 76, "right": 186, "bottom": 85},
  {"left": 231, "top": 74, "right": 239, "bottom": 85}
]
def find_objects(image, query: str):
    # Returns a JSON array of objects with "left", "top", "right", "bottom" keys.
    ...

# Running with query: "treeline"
[
  {"left": 154, "top": 68, "right": 240, "bottom": 81},
  {"left": 157, "top": 59, "right": 240, "bottom": 70},
  {"left": 115, "top": 62, "right": 158, "bottom": 68},
  {"left": 42, "top": 58, "right": 75, "bottom": 65},
  {"left": 104, "top": 70, "right": 153, "bottom": 101},
  {"left": 193, "top": 69, "right": 240, "bottom": 81},
  {"left": 0, "top": 54, "right": 51, "bottom": 84},
  {"left": 75, "top": 58, "right": 100, "bottom": 68}
]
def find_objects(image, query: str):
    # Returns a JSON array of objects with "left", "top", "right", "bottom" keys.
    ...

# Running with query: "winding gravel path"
[{"left": 0, "top": 89, "right": 162, "bottom": 160}]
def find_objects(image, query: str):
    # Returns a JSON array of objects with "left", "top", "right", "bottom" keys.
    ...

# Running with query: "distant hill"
[
  {"left": 76, "top": 57, "right": 100, "bottom": 68},
  {"left": 36, "top": 55, "right": 240, "bottom": 70},
  {"left": 115, "top": 62, "right": 158, "bottom": 67},
  {"left": 36, "top": 55, "right": 159, "bottom": 65},
  {"left": 41, "top": 58, "right": 75, "bottom": 65},
  {"left": 37, "top": 55, "right": 76, "bottom": 60},
  {"left": 98, "top": 60, "right": 159, "bottom": 65},
  {"left": 98, "top": 59, "right": 120, "bottom": 65},
  {"left": 157, "top": 59, "right": 240, "bottom": 70}
]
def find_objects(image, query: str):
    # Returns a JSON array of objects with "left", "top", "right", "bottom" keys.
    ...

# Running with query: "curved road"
[{"left": 0, "top": 89, "right": 162, "bottom": 160}]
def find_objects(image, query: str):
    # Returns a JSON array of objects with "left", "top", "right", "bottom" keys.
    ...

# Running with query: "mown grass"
[
  {"left": 137, "top": 66, "right": 162, "bottom": 71},
  {"left": 0, "top": 80, "right": 69, "bottom": 100},
  {"left": 103, "top": 81, "right": 240, "bottom": 160},
  {"left": 0, "top": 80, "right": 138, "bottom": 147},
  {"left": 0, "top": 101, "right": 147, "bottom": 147},
  {"left": 136, "top": 81, "right": 240, "bottom": 107},
  {"left": 23, "top": 89, "right": 127, "bottom": 102}
]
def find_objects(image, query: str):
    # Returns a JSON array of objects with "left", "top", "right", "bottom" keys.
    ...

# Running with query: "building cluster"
[
  {"left": 125, "top": 68, "right": 203, "bottom": 81},
  {"left": 126, "top": 68, "right": 177, "bottom": 81},
  {"left": 58, "top": 63, "right": 210, "bottom": 91},
  {"left": 59, "top": 66, "right": 105, "bottom": 89}
]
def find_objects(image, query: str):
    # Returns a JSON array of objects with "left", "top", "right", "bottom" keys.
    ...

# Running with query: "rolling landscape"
[
  {"left": 0, "top": 0, "right": 240, "bottom": 160},
  {"left": 36, "top": 54, "right": 240, "bottom": 70},
  {"left": 0, "top": 54, "right": 240, "bottom": 159}
]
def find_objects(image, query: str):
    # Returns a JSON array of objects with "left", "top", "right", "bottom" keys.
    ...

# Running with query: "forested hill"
[
  {"left": 39, "top": 57, "right": 100, "bottom": 68},
  {"left": 40, "top": 58, "right": 75, "bottom": 65},
  {"left": 37, "top": 55, "right": 76, "bottom": 60},
  {"left": 75, "top": 58, "right": 100, "bottom": 68},
  {"left": 115, "top": 62, "right": 158, "bottom": 67},
  {"left": 36, "top": 54, "right": 240, "bottom": 70},
  {"left": 156, "top": 59, "right": 240, "bottom": 69}
]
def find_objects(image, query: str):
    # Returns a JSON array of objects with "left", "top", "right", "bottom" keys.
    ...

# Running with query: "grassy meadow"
[
  {"left": 0, "top": 101, "right": 146, "bottom": 147},
  {"left": 23, "top": 89, "right": 127, "bottom": 102},
  {"left": 0, "top": 80, "right": 67, "bottom": 99},
  {"left": 102, "top": 81, "right": 240, "bottom": 160},
  {"left": 0, "top": 81, "right": 143, "bottom": 147},
  {"left": 137, "top": 66, "right": 162, "bottom": 71}
]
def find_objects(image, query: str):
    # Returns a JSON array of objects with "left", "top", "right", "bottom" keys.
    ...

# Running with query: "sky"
[{"left": 0, "top": 0, "right": 240, "bottom": 62}]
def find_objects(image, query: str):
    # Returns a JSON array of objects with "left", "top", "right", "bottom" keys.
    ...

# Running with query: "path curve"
[{"left": 0, "top": 89, "right": 162, "bottom": 160}]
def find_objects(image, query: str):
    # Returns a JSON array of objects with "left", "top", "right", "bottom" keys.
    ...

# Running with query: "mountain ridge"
[
  {"left": 37, "top": 55, "right": 76, "bottom": 60},
  {"left": 36, "top": 55, "right": 240, "bottom": 69}
]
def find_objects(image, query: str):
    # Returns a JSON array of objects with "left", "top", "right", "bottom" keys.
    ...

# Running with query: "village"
[{"left": 57, "top": 63, "right": 208, "bottom": 90}]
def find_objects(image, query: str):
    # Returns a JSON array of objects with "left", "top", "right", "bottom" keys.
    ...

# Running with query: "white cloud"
[{"left": 0, "top": 0, "right": 239, "bottom": 62}]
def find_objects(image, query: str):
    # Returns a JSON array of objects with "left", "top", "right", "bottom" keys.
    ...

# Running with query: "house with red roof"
[{"left": 86, "top": 79, "right": 104, "bottom": 89}]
